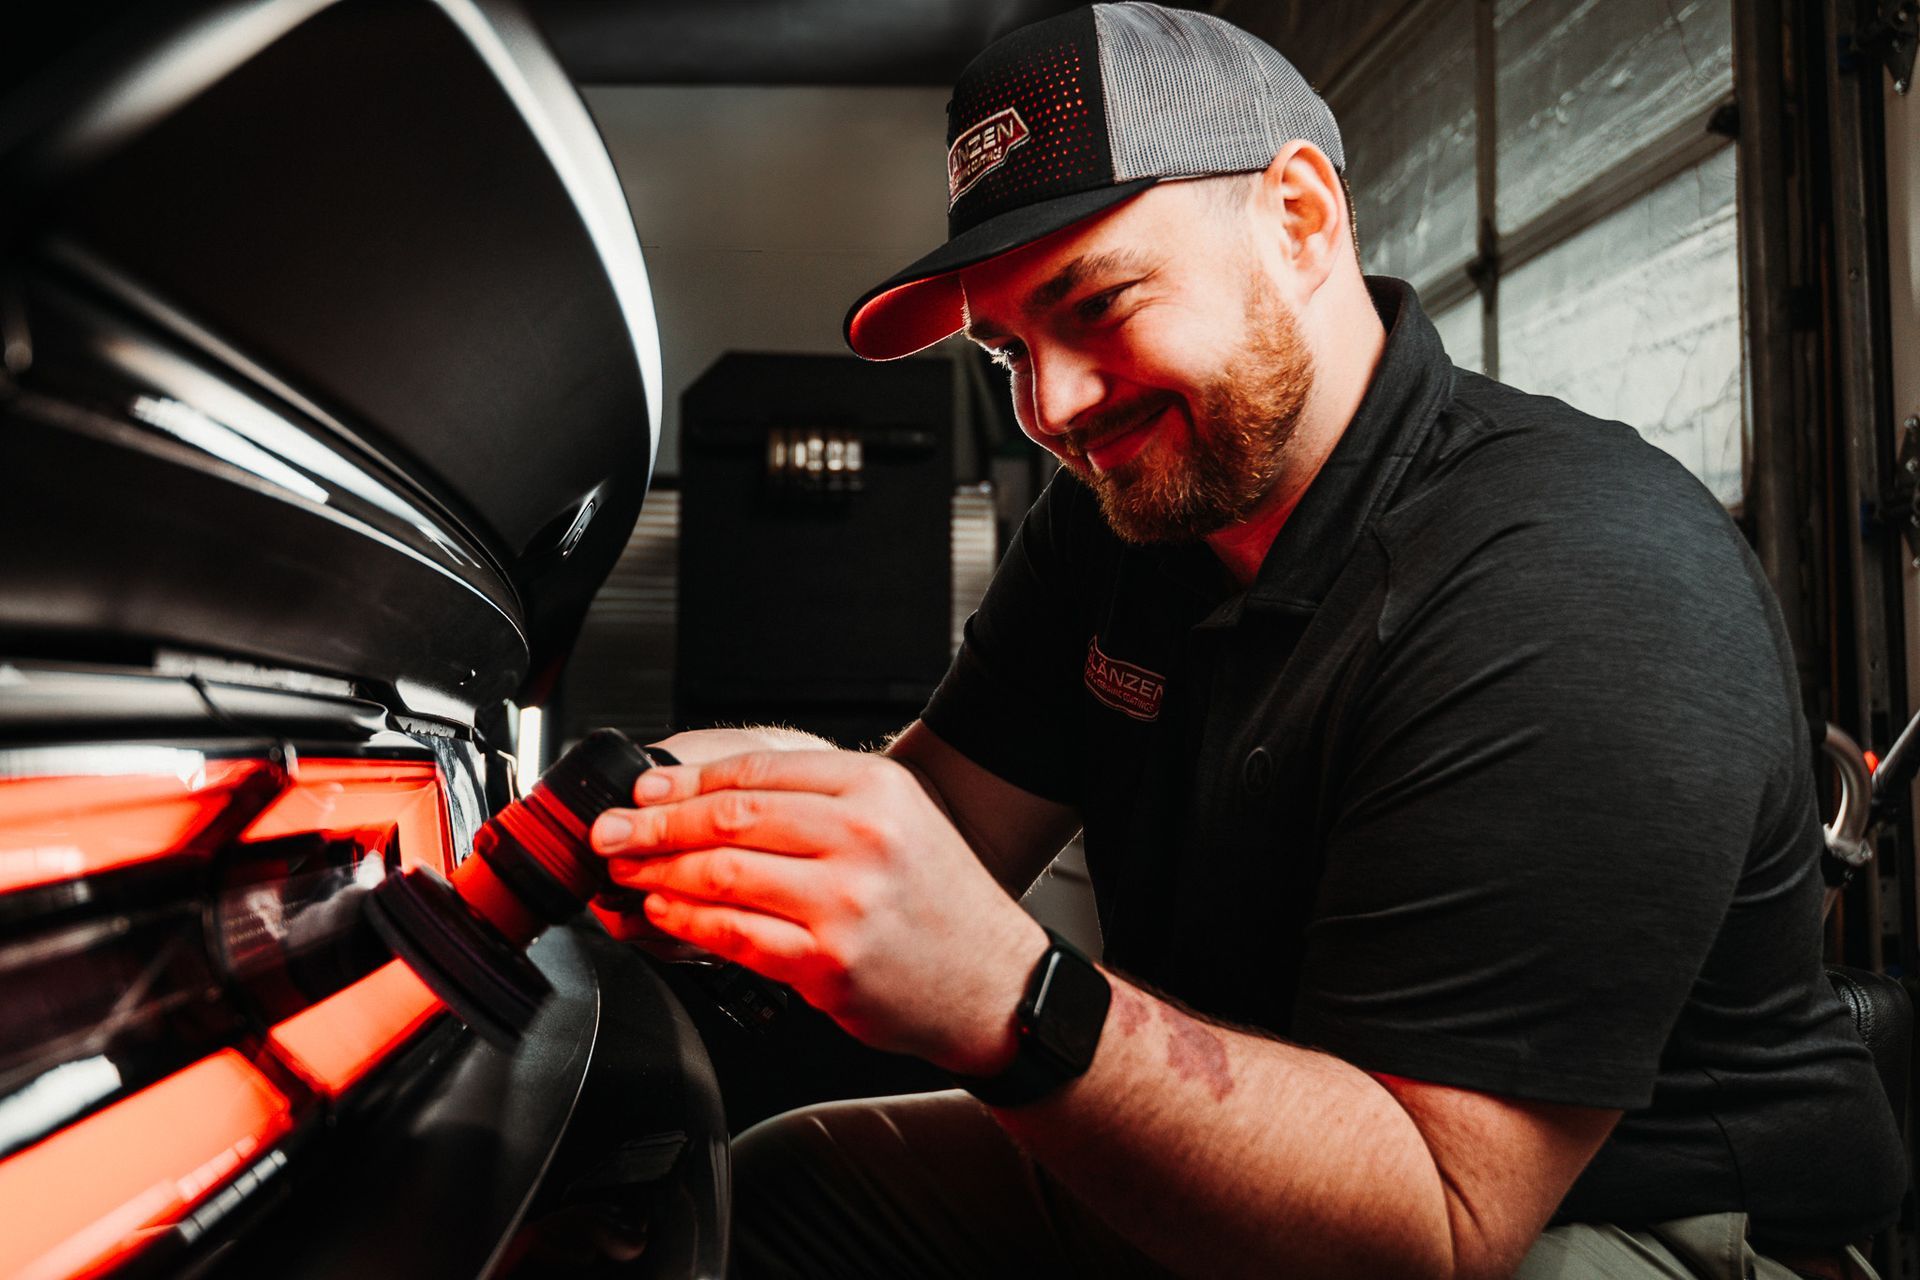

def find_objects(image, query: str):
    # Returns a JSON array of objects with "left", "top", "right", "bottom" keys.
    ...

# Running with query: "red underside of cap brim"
[
  {"left": 847, "top": 274, "right": 968, "bottom": 362},
  {"left": 843, "top": 178, "right": 1160, "bottom": 362}
]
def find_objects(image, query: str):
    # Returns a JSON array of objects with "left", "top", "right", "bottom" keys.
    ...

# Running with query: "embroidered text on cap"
[{"left": 948, "top": 108, "right": 1034, "bottom": 207}]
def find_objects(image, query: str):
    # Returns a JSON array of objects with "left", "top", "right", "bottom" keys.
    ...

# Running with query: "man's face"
[{"left": 959, "top": 180, "right": 1314, "bottom": 544}]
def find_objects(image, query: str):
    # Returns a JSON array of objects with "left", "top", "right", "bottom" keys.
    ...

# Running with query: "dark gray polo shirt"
[{"left": 923, "top": 278, "right": 1906, "bottom": 1243}]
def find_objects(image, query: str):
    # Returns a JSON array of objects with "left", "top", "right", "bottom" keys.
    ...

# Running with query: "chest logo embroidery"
[{"left": 1083, "top": 637, "right": 1166, "bottom": 722}]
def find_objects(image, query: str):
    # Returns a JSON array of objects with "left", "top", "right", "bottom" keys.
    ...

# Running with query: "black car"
[{"left": 0, "top": 2, "right": 729, "bottom": 1275}]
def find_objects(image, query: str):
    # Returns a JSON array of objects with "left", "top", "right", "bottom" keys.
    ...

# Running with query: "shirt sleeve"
[
  {"left": 920, "top": 473, "right": 1094, "bottom": 806},
  {"left": 1288, "top": 441, "right": 1808, "bottom": 1109}
]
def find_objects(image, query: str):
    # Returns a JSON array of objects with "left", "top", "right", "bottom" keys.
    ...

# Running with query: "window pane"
[
  {"left": 1431, "top": 295, "right": 1484, "bottom": 375},
  {"left": 1333, "top": 0, "right": 1477, "bottom": 290},
  {"left": 1497, "top": 144, "right": 1742, "bottom": 504},
  {"left": 1495, "top": 0, "right": 1732, "bottom": 234}
]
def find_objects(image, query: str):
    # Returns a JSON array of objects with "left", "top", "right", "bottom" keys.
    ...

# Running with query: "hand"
[
  {"left": 589, "top": 727, "right": 828, "bottom": 959},
  {"left": 646, "top": 726, "right": 831, "bottom": 764},
  {"left": 588, "top": 749, "right": 1047, "bottom": 1075}
]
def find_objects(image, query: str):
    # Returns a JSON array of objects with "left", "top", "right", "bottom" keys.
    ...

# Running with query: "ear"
[{"left": 1249, "top": 141, "right": 1347, "bottom": 298}]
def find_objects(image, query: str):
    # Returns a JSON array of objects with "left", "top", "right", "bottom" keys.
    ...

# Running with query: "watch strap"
[{"left": 955, "top": 927, "right": 1109, "bottom": 1108}]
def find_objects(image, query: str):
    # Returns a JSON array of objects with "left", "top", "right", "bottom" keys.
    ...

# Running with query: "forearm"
[
  {"left": 598, "top": 751, "right": 1593, "bottom": 1279},
  {"left": 884, "top": 721, "right": 1082, "bottom": 895},
  {"left": 992, "top": 978, "right": 1460, "bottom": 1280}
]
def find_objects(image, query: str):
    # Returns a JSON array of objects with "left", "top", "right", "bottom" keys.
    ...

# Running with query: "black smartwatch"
[{"left": 956, "top": 928, "right": 1111, "bottom": 1107}]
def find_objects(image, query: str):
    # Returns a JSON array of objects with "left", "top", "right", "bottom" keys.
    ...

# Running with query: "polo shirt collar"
[{"left": 1242, "top": 276, "right": 1454, "bottom": 611}]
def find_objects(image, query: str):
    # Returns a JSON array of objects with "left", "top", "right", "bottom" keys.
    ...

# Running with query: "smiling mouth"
[{"left": 1078, "top": 406, "right": 1169, "bottom": 473}]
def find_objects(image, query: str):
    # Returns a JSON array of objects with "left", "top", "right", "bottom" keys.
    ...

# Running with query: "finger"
[
  {"left": 631, "top": 765, "right": 679, "bottom": 804},
  {"left": 607, "top": 845, "right": 831, "bottom": 923},
  {"left": 594, "top": 789, "right": 863, "bottom": 858},
  {"left": 587, "top": 898, "right": 713, "bottom": 961},
  {"left": 673, "top": 749, "right": 884, "bottom": 803},
  {"left": 641, "top": 893, "right": 818, "bottom": 977}
]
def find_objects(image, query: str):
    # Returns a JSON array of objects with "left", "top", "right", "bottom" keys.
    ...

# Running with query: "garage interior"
[
  {"left": 3, "top": 0, "right": 1919, "bottom": 1274},
  {"left": 539, "top": 0, "right": 1916, "bottom": 995},
  {"left": 535, "top": 1, "right": 1920, "bottom": 1261}
]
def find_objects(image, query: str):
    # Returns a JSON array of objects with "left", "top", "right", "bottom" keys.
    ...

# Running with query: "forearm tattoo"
[
  {"left": 1158, "top": 1000, "right": 1234, "bottom": 1100},
  {"left": 1109, "top": 981, "right": 1235, "bottom": 1100}
]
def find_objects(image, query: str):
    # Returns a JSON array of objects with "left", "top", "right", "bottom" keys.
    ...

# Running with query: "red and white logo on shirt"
[
  {"left": 1084, "top": 637, "right": 1165, "bottom": 722},
  {"left": 948, "top": 107, "right": 1031, "bottom": 205}
]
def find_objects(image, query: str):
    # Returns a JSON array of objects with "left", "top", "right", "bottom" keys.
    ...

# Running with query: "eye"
[
  {"left": 986, "top": 340, "right": 1028, "bottom": 372},
  {"left": 1075, "top": 284, "right": 1133, "bottom": 325}
]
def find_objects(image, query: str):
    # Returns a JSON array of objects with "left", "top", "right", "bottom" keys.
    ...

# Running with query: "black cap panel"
[
  {"left": 845, "top": 2, "right": 1342, "bottom": 362},
  {"left": 946, "top": 8, "right": 1114, "bottom": 238}
]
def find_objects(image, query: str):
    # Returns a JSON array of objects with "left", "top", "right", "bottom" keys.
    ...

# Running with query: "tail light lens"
[
  {"left": 0, "top": 1049, "right": 294, "bottom": 1280},
  {"left": 0, "top": 744, "right": 470, "bottom": 1279},
  {"left": 0, "top": 754, "right": 281, "bottom": 896}
]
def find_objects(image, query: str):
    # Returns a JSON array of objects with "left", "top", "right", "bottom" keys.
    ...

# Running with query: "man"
[{"left": 590, "top": 5, "right": 1906, "bottom": 1277}]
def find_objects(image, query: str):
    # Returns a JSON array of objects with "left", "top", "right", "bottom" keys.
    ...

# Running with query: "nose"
[{"left": 1020, "top": 344, "right": 1105, "bottom": 441}]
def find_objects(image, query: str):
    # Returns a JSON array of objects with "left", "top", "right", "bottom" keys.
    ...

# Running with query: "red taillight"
[
  {"left": 0, "top": 1049, "right": 293, "bottom": 1280},
  {"left": 0, "top": 753, "right": 458, "bottom": 898},
  {"left": 0, "top": 759, "right": 274, "bottom": 894},
  {"left": 266, "top": 958, "right": 444, "bottom": 1097},
  {"left": 243, "top": 759, "right": 452, "bottom": 874},
  {"left": 0, "top": 747, "right": 467, "bottom": 1278}
]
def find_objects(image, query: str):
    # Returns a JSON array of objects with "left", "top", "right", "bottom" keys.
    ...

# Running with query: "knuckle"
[
  {"left": 869, "top": 817, "right": 904, "bottom": 853},
  {"left": 874, "top": 758, "right": 918, "bottom": 800},
  {"left": 729, "top": 752, "right": 774, "bottom": 790},
  {"left": 712, "top": 792, "right": 757, "bottom": 840},
  {"left": 835, "top": 873, "right": 877, "bottom": 921},
  {"left": 843, "top": 812, "right": 890, "bottom": 852},
  {"left": 706, "top": 914, "right": 743, "bottom": 954},
  {"left": 826, "top": 926, "right": 868, "bottom": 976},
  {"left": 701, "top": 851, "right": 739, "bottom": 898},
  {"left": 631, "top": 809, "right": 664, "bottom": 847}
]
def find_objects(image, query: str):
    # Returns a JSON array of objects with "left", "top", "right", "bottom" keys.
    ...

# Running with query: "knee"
[
  {"left": 732, "top": 1104, "right": 845, "bottom": 1206},
  {"left": 728, "top": 1103, "right": 869, "bottom": 1280}
]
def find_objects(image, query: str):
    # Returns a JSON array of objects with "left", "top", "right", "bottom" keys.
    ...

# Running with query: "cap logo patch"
[
  {"left": 1083, "top": 637, "right": 1165, "bottom": 721},
  {"left": 947, "top": 107, "right": 1032, "bottom": 207}
]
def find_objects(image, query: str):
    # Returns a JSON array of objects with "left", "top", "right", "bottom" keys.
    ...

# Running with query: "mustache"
[{"left": 1064, "top": 396, "right": 1177, "bottom": 456}]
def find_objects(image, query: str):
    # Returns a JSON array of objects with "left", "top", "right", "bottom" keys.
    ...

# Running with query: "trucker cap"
[{"left": 843, "top": 1, "right": 1344, "bottom": 361}]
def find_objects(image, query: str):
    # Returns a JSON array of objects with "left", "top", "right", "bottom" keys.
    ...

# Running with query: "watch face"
[{"left": 1027, "top": 949, "right": 1112, "bottom": 1070}]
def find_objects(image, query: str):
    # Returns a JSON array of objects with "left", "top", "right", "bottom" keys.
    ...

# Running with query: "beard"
[{"left": 1062, "top": 282, "right": 1314, "bottom": 545}]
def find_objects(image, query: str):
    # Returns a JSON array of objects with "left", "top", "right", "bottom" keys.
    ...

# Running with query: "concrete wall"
[{"left": 582, "top": 85, "right": 954, "bottom": 478}]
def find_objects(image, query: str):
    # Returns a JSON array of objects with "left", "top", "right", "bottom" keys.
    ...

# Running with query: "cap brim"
[{"left": 844, "top": 178, "right": 1160, "bottom": 361}]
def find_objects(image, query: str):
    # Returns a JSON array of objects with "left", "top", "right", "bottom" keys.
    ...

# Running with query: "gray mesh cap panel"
[{"left": 1093, "top": 3, "right": 1345, "bottom": 181}]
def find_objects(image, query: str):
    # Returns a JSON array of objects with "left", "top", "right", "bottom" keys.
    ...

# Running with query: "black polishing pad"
[{"left": 367, "top": 867, "right": 553, "bottom": 1048}]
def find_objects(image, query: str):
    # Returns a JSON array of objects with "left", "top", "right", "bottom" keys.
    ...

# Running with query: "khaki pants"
[
  {"left": 730, "top": 1091, "right": 1878, "bottom": 1280},
  {"left": 1519, "top": 1216, "right": 1875, "bottom": 1279}
]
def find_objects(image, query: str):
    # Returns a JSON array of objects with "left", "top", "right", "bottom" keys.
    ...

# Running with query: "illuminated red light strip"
[
  {"left": 0, "top": 761, "right": 270, "bottom": 894},
  {"left": 244, "top": 760, "right": 452, "bottom": 874},
  {"left": 265, "top": 958, "right": 445, "bottom": 1097},
  {"left": 0, "top": 756, "right": 456, "bottom": 897},
  {"left": 0, "top": 1050, "right": 293, "bottom": 1280}
]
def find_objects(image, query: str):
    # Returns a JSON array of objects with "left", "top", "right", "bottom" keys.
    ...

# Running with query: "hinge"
[{"left": 1840, "top": 0, "right": 1918, "bottom": 93}]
